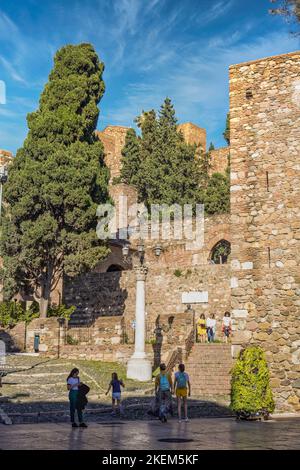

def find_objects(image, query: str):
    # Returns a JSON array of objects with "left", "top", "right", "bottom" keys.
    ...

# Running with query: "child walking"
[
  {"left": 197, "top": 314, "right": 207, "bottom": 343},
  {"left": 174, "top": 364, "right": 191, "bottom": 422},
  {"left": 67, "top": 368, "right": 88, "bottom": 428},
  {"left": 106, "top": 372, "right": 125, "bottom": 415},
  {"left": 222, "top": 311, "right": 232, "bottom": 343}
]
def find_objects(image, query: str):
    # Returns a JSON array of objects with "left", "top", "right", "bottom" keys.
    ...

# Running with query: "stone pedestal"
[{"left": 127, "top": 266, "right": 152, "bottom": 381}]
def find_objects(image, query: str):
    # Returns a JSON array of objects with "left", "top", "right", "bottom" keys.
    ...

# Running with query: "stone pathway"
[
  {"left": 1, "top": 417, "right": 300, "bottom": 450},
  {"left": 0, "top": 354, "right": 232, "bottom": 424}
]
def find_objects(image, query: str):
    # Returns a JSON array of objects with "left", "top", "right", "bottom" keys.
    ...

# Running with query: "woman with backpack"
[
  {"left": 67, "top": 368, "right": 88, "bottom": 428},
  {"left": 154, "top": 363, "right": 173, "bottom": 423},
  {"left": 174, "top": 363, "right": 191, "bottom": 422}
]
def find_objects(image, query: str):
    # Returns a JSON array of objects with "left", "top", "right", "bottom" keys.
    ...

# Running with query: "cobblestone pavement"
[{"left": 1, "top": 417, "right": 300, "bottom": 450}]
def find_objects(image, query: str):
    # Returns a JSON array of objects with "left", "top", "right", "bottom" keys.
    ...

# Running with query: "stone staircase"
[{"left": 185, "top": 344, "right": 233, "bottom": 399}]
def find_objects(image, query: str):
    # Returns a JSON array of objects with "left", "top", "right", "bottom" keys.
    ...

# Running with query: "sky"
[{"left": 0, "top": 0, "right": 299, "bottom": 154}]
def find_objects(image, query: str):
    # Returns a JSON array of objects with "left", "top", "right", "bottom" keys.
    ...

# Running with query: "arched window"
[
  {"left": 210, "top": 240, "right": 231, "bottom": 265},
  {"left": 106, "top": 264, "right": 124, "bottom": 272}
]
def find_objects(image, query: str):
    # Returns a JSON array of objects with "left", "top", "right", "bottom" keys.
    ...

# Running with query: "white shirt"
[
  {"left": 222, "top": 317, "right": 231, "bottom": 327},
  {"left": 206, "top": 318, "right": 216, "bottom": 331},
  {"left": 67, "top": 377, "right": 80, "bottom": 390}
]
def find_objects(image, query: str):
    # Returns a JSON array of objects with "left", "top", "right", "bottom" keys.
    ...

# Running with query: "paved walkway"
[{"left": 1, "top": 417, "right": 300, "bottom": 450}]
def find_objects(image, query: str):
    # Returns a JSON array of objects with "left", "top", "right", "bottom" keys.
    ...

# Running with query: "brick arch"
[{"left": 205, "top": 232, "right": 231, "bottom": 262}]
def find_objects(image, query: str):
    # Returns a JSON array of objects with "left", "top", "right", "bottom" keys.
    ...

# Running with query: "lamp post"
[{"left": 122, "top": 240, "right": 162, "bottom": 381}]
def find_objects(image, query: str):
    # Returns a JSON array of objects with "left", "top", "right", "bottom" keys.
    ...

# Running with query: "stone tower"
[
  {"left": 230, "top": 51, "right": 300, "bottom": 411},
  {"left": 177, "top": 122, "right": 206, "bottom": 152}
]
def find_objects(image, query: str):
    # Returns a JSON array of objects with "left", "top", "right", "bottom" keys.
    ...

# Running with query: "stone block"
[{"left": 233, "top": 330, "right": 252, "bottom": 344}]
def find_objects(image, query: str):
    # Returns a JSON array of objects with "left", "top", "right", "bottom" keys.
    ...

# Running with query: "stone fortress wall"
[
  {"left": 229, "top": 51, "right": 300, "bottom": 411},
  {"left": 1, "top": 52, "right": 299, "bottom": 412},
  {"left": 0, "top": 149, "right": 13, "bottom": 166}
]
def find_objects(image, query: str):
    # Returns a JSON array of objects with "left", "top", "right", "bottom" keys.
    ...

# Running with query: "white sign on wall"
[{"left": 182, "top": 291, "right": 208, "bottom": 304}]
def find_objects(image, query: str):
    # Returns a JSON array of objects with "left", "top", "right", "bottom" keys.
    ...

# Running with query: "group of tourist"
[
  {"left": 66, "top": 362, "right": 192, "bottom": 427},
  {"left": 66, "top": 312, "right": 232, "bottom": 427},
  {"left": 196, "top": 311, "right": 232, "bottom": 344}
]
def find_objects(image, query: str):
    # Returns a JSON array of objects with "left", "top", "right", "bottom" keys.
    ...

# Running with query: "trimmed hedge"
[{"left": 231, "top": 346, "right": 275, "bottom": 414}]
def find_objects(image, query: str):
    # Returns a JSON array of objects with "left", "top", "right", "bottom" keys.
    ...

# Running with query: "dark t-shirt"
[{"left": 111, "top": 379, "right": 123, "bottom": 393}]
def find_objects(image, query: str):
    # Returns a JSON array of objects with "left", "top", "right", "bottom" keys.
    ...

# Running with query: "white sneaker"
[{"left": 184, "top": 417, "right": 189, "bottom": 422}]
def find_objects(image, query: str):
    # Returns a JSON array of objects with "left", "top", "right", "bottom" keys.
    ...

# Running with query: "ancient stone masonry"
[
  {"left": 210, "top": 147, "right": 229, "bottom": 175},
  {"left": 230, "top": 51, "right": 300, "bottom": 412},
  {"left": 96, "top": 126, "right": 130, "bottom": 181},
  {"left": 0, "top": 149, "right": 13, "bottom": 166},
  {"left": 177, "top": 122, "right": 206, "bottom": 151},
  {"left": 2, "top": 53, "right": 300, "bottom": 412},
  {"left": 63, "top": 264, "right": 230, "bottom": 342}
]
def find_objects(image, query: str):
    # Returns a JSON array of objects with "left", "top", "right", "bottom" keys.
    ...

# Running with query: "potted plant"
[{"left": 231, "top": 346, "right": 275, "bottom": 420}]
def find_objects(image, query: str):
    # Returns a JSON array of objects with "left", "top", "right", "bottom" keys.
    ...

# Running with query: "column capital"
[{"left": 134, "top": 265, "right": 148, "bottom": 281}]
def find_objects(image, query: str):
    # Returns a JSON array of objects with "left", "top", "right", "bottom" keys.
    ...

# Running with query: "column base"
[{"left": 127, "top": 356, "right": 152, "bottom": 382}]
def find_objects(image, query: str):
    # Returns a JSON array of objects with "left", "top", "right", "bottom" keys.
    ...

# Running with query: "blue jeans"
[
  {"left": 69, "top": 390, "right": 83, "bottom": 423},
  {"left": 207, "top": 328, "right": 215, "bottom": 343}
]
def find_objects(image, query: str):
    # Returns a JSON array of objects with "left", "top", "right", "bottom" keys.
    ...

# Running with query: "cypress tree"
[{"left": 0, "top": 43, "right": 109, "bottom": 317}]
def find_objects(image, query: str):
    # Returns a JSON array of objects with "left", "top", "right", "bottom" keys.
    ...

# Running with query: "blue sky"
[{"left": 0, "top": 0, "right": 299, "bottom": 154}]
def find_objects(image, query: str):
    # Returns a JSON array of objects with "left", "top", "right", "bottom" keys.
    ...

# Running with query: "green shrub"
[
  {"left": 231, "top": 346, "right": 275, "bottom": 414},
  {"left": 47, "top": 304, "right": 76, "bottom": 320},
  {"left": 145, "top": 338, "right": 157, "bottom": 345},
  {"left": 66, "top": 334, "right": 79, "bottom": 345},
  {"left": 0, "top": 301, "right": 39, "bottom": 328},
  {"left": 174, "top": 269, "right": 182, "bottom": 277}
]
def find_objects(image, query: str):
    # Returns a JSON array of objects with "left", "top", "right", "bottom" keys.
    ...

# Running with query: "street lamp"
[
  {"left": 0, "top": 165, "right": 8, "bottom": 220},
  {"left": 123, "top": 239, "right": 163, "bottom": 381}
]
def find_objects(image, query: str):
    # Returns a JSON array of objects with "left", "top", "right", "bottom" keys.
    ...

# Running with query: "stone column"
[{"left": 127, "top": 266, "right": 152, "bottom": 381}]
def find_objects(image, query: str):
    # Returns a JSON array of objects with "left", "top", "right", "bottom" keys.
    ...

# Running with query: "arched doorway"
[
  {"left": 106, "top": 264, "right": 124, "bottom": 272},
  {"left": 210, "top": 240, "right": 231, "bottom": 264}
]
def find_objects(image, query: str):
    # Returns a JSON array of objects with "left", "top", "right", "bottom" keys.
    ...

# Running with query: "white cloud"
[
  {"left": 193, "top": 0, "right": 235, "bottom": 25},
  {"left": 104, "top": 27, "right": 299, "bottom": 147}
]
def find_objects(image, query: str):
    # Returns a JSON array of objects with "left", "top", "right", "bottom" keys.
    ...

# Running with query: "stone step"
[{"left": 185, "top": 343, "right": 232, "bottom": 397}]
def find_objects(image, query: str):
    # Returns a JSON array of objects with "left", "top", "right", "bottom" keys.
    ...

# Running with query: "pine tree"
[
  {"left": 204, "top": 172, "right": 230, "bottom": 215},
  {"left": 121, "top": 98, "right": 203, "bottom": 209},
  {"left": 120, "top": 128, "right": 141, "bottom": 187},
  {"left": 209, "top": 142, "right": 215, "bottom": 151},
  {"left": 0, "top": 44, "right": 109, "bottom": 317}
]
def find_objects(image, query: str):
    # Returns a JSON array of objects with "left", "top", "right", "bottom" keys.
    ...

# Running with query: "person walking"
[
  {"left": 67, "top": 368, "right": 88, "bottom": 428},
  {"left": 222, "top": 311, "right": 232, "bottom": 343},
  {"left": 155, "top": 363, "right": 173, "bottom": 423},
  {"left": 197, "top": 314, "right": 207, "bottom": 343},
  {"left": 174, "top": 363, "right": 191, "bottom": 422},
  {"left": 206, "top": 314, "right": 217, "bottom": 343},
  {"left": 106, "top": 372, "right": 125, "bottom": 416}
]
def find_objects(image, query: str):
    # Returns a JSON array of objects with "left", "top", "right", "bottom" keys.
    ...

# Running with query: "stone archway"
[
  {"left": 106, "top": 264, "right": 125, "bottom": 272},
  {"left": 210, "top": 239, "right": 231, "bottom": 264}
]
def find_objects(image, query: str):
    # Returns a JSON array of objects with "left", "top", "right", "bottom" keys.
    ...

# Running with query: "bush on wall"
[
  {"left": 231, "top": 345, "right": 275, "bottom": 418},
  {"left": 0, "top": 301, "right": 39, "bottom": 328},
  {"left": 0, "top": 301, "right": 75, "bottom": 327}
]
